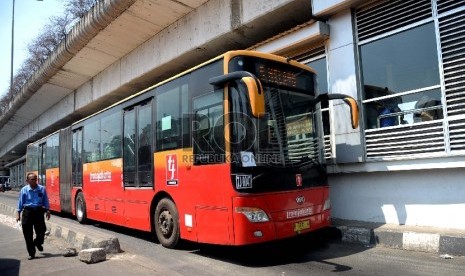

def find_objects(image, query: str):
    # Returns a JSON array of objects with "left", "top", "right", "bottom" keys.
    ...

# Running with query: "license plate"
[{"left": 293, "top": 220, "right": 310, "bottom": 232}]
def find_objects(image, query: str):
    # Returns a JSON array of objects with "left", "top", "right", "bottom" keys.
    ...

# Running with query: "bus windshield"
[
  {"left": 229, "top": 55, "right": 326, "bottom": 192},
  {"left": 257, "top": 88, "right": 317, "bottom": 167}
]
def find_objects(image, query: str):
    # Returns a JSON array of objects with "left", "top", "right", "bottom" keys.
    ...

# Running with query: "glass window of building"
[
  {"left": 361, "top": 23, "right": 442, "bottom": 130},
  {"left": 354, "top": 0, "right": 465, "bottom": 159}
]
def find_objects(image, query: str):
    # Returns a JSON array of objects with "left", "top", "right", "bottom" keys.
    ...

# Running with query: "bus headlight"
[
  {"left": 323, "top": 198, "right": 331, "bottom": 211},
  {"left": 236, "top": 207, "right": 269, "bottom": 222}
]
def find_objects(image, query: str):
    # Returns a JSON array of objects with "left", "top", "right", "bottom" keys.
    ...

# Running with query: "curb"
[
  {"left": 333, "top": 220, "right": 465, "bottom": 256},
  {"left": 0, "top": 203, "right": 120, "bottom": 254}
]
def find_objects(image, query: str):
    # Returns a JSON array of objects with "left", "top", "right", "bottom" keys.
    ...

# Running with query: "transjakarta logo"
[
  {"left": 166, "top": 154, "right": 178, "bottom": 185},
  {"left": 90, "top": 171, "right": 112, "bottom": 182}
]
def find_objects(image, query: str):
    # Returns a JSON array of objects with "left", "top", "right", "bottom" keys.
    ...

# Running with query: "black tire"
[
  {"left": 75, "top": 193, "right": 87, "bottom": 224},
  {"left": 154, "top": 198, "right": 179, "bottom": 248}
]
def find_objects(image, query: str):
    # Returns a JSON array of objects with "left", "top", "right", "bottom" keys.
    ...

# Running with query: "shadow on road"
[
  {"left": 79, "top": 218, "right": 370, "bottom": 271},
  {"left": 0, "top": 258, "right": 20, "bottom": 276},
  {"left": 190, "top": 227, "right": 365, "bottom": 270}
]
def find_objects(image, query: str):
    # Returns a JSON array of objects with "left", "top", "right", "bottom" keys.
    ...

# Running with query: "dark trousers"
[{"left": 21, "top": 208, "right": 46, "bottom": 257}]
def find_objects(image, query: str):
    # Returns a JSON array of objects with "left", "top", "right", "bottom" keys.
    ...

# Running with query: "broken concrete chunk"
[
  {"left": 78, "top": 248, "right": 106, "bottom": 264},
  {"left": 63, "top": 248, "right": 77, "bottom": 257}
]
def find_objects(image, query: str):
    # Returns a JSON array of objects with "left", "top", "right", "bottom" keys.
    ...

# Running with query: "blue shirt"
[{"left": 17, "top": 184, "right": 50, "bottom": 212}]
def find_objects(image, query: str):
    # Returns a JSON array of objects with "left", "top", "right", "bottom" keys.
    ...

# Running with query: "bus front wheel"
[
  {"left": 154, "top": 198, "right": 179, "bottom": 248},
  {"left": 76, "top": 193, "right": 87, "bottom": 224}
]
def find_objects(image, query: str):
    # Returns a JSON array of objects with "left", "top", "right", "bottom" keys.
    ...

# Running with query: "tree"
[
  {"left": 64, "top": 0, "right": 99, "bottom": 19},
  {"left": 27, "top": 15, "right": 72, "bottom": 68},
  {"left": 0, "top": 0, "right": 99, "bottom": 113}
]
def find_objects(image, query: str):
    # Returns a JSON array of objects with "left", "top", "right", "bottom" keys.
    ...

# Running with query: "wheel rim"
[
  {"left": 158, "top": 209, "right": 173, "bottom": 238},
  {"left": 76, "top": 199, "right": 83, "bottom": 219}
]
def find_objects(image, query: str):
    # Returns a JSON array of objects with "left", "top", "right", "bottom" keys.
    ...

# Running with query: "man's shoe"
[
  {"left": 28, "top": 255, "right": 35, "bottom": 260},
  {"left": 35, "top": 243, "right": 43, "bottom": 252}
]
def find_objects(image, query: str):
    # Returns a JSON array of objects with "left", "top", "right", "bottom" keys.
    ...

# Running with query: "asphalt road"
[{"left": 1, "top": 191, "right": 465, "bottom": 276}]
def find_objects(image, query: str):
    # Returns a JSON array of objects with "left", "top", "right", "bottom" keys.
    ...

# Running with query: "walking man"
[{"left": 16, "top": 173, "right": 51, "bottom": 260}]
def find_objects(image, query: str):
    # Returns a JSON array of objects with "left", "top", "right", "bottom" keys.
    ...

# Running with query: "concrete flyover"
[{"left": 0, "top": 0, "right": 313, "bottom": 169}]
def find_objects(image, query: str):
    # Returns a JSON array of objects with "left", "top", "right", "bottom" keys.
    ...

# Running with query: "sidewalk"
[
  {"left": 332, "top": 218, "right": 465, "bottom": 256},
  {"left": 0, "top": 214, "right": 163, "bottom": 276},
  {"left": 0, "top": 201, "right": 120, "bottom": 254}
]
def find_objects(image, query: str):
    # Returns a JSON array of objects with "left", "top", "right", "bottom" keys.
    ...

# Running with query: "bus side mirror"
[
  {"left": 209, "top": 71, "right": 265, "bottom": 118},
  {"left": 316, "top": 93, "right": 359, "bottom": 129},
  {"left": 241, "top": 76, "right": 265, "bottom": 118},
  {"left": 343, "top": 97, "right": 359, "bottom": 129}
]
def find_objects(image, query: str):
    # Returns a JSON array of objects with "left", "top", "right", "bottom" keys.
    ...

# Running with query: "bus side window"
[
  {"left": 101, "top": 112, "right": 122, "bottom": 160},
  {"left": 192, "top": 92, "right": 224, "bottom": 165},
  {"left": 83, "top": 119, "right": 101, "bottom": 162},
  {"left": 155, "top": 78, "right": 189, "bottom": 151}
]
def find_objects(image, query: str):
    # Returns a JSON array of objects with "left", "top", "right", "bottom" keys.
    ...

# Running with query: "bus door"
[
  {"left": 38, "top": 143, "right": 46, "bottom": 185},
  {"left": 123, "top": 100, "right": 153, "bottom": 227},
  {"left": 72, "top": 128, "right": 84, "bottom": 216},
  {"left": 72, "top": 128, "right": 83, "bottom": 188},
  {"left": 46, "top": 134, "right": 60, "bottom": 211},
  {"left": 59, "top": 127, "right": 73, "bottom": 213}
]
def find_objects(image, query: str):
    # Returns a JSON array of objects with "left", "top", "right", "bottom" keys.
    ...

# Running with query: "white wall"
[{"left": 329, "top": 168, "right": 465, "bottom": 230}]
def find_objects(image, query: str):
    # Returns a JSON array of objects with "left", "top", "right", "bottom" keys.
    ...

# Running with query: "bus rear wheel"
[
  {"left": 76, "top": 193, "right": 87, "bottom": 224},
  {"left": 154, "top": 198, "right": 179, "bottom": 248}
]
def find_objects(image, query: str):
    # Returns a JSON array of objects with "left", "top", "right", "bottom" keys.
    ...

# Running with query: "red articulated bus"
[{"left": 26, "top": 50, "right": 358, "bottom": 248}]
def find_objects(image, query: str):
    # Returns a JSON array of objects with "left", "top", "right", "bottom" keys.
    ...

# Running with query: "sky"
[{"left": 0, "top": 0, "right": 65, "bottom": 98}]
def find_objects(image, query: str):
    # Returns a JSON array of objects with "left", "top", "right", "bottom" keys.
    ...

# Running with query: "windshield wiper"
[{"left": 297, "top": 156, "right": 326, "bottom": 174}]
